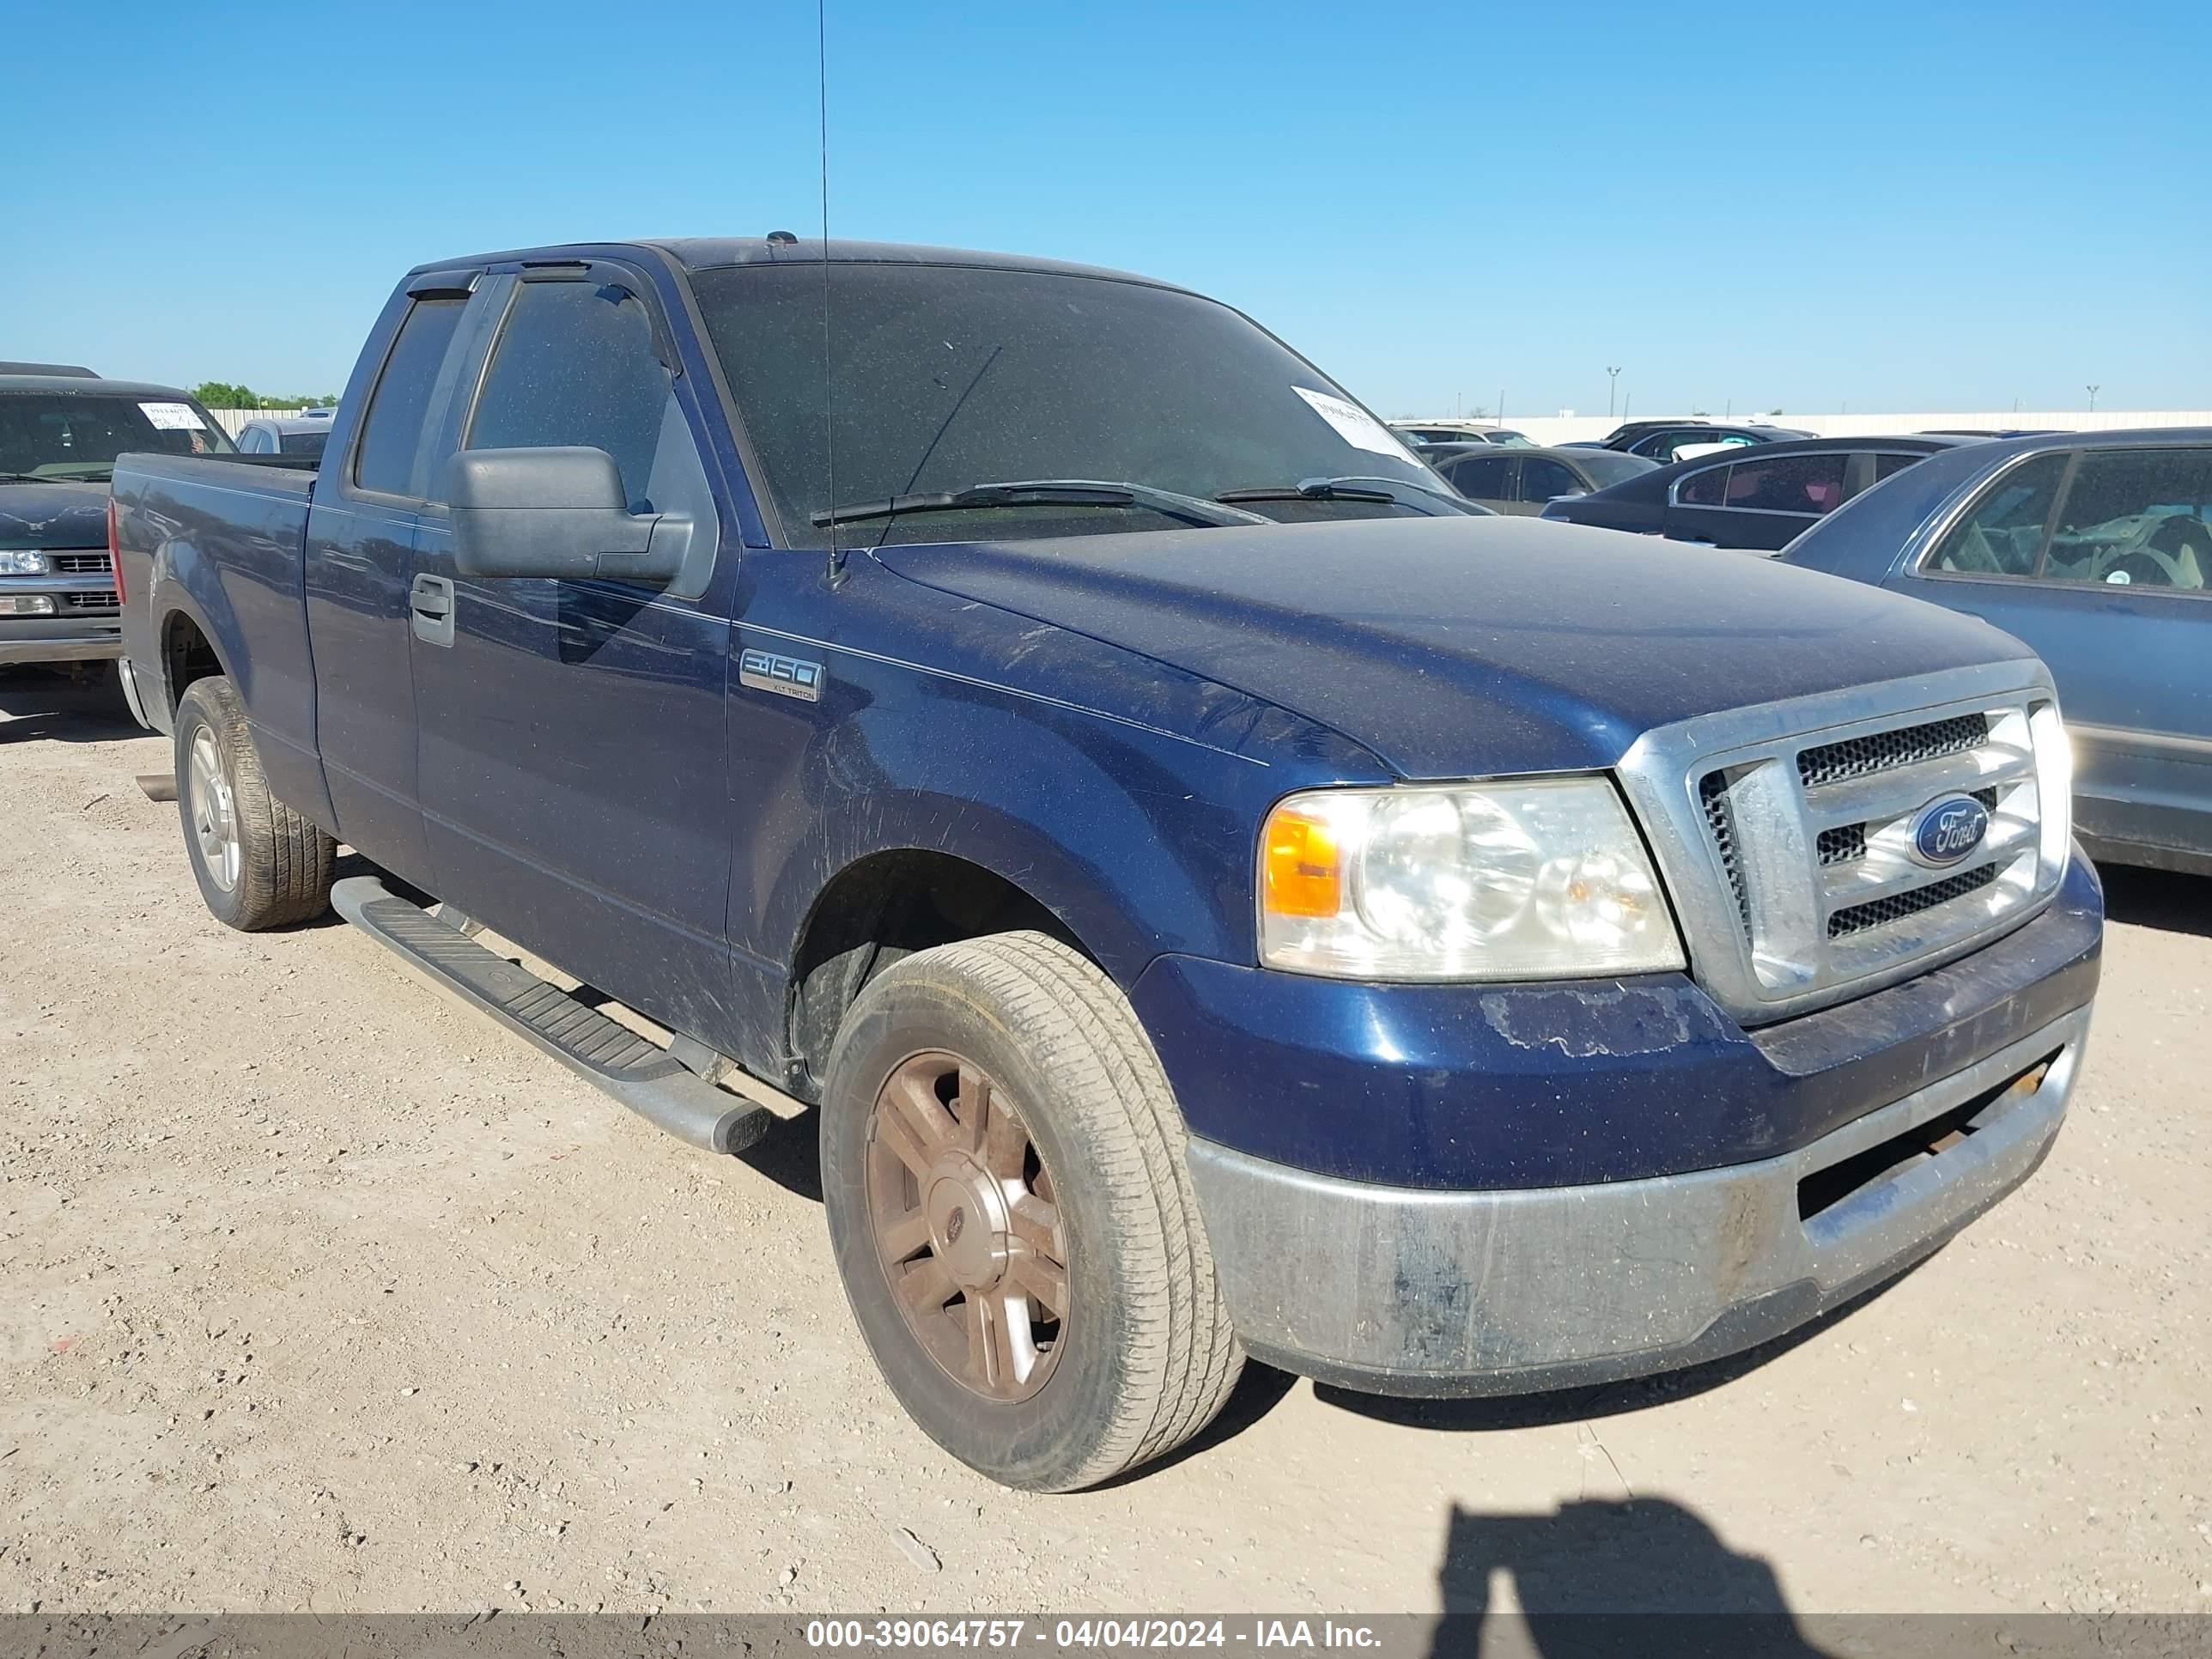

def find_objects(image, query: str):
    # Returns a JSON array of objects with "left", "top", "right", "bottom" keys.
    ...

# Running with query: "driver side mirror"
[{"left": 443, "top": 447, "right": 691, "bottom": 585}]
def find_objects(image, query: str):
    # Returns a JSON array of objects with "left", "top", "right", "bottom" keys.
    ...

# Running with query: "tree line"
[{"left": 191, "top": 382, "right": 341, "bottom": 410}]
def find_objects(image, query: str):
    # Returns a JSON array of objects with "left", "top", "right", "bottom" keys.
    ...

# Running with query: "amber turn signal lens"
[{"left": 1262, "top": 807, "right": 1342, "bottom": 919}]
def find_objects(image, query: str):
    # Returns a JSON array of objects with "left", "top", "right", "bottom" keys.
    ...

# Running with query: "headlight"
[
  {"left": 1260, "top": 777, "right": 1686, "bottom": 980},
  {"left": 0, "top": 550, "right": 48, "bottom": 574}
]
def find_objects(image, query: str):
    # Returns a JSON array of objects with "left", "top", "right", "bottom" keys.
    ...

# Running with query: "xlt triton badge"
[{"left": 1911, "top": 793, "right": 1991, "bottom": 866}]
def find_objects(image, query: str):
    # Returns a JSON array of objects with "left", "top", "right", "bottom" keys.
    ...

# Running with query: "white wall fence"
[
  {"left": 207, "top": 407, "right": 308, "bottom": 438},
  {"left": 1407, "top": 410, "right": 2212, "bottom": 447}
]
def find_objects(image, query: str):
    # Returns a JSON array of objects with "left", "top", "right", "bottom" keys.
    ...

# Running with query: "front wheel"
[
  {"left": 174, "top": 675, "right": 335, "bottom": 930},
  {"left": 820, "top": 931, "right": 1242, "bottom": 1492}
]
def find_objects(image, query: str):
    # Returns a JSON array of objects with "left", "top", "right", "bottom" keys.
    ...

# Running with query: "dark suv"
[{"left": 0, "top": 374, "right": 233, "bottom": 667}]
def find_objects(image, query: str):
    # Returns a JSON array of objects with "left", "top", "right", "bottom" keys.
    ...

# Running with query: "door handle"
[{"left": 410, "top": 574, "right": 456, "bottom": 647}]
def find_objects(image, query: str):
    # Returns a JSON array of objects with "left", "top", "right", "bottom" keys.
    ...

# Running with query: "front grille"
[
  {"left": 1627, "top": 676, "right": 2063, "bottom": 1024},
  {"left": 1816, "top": 823, "right": 1867, "bottom": 866},
  {"left": 1817, "top": 787, "right": 1996, "bottom": 871},
  {"left": 1797, "top": 713, "right": 1989, "bottom": 789},
  {"left": 1700, "top": 771, "right": 1751, "bottom": 936},
  {"left": 50, "top": 552, "right": 111, "bottom": 575},
  {"left": 61, "top": 591, "right": 117, "bottom": 612},
  {"left": 1829, "top": 863, "right": 2000, "bottom": 939}
]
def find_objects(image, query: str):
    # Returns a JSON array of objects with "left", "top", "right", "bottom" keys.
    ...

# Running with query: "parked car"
[
  {"left": 110, "top": 236, "right": 2098, "bottom": 1492},
  {"left": 1541, "top": 435, "right": 1969, "bottom": 550},
  {"left": 1778, "top": 428, "right": 2212, "bottom": 877},
  {"left": 1424, "top": 442, "right": 1656, "bottom": 514},
  {"left": 1609, "top": 422, "right": 1816, "bottom": 464},
  {"left": 0, "top": 371, "right": 232, "bottom": 667},
  {"left": 1593, "top": 417, "right": 1701, "bottom": 447},
  {"left": 235, "top": 410, "right": 337, "bottom": 459},
  {"left": 0, "top": 361, "right": 97, "bottom": 378},
  {"left": 1392, "top": 422, "right": 1529, "bottom": 447}
]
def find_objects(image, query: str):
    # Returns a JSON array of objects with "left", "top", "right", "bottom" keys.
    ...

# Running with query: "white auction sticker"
[
  {"left": 140, "top": 402, "right": 206, "bottom": 430},
  {"left": 1292, "top": 385, "right": 1413, "bottom": 460}
]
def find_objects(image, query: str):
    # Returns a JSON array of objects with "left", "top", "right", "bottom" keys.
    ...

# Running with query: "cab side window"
[
  {"left": 466, "top": 280, "right": 702, "bottom": 517},
  {"left": 1924, "top": 453, "right": 2070, "bottom": 578},
  {"left": 353, "top": 295, "right": 469, "bottom": 497}
]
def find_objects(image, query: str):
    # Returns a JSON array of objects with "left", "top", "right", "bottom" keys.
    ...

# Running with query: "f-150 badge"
[{"left": 738, "top": 647, "right": 824, "bottom": 702}]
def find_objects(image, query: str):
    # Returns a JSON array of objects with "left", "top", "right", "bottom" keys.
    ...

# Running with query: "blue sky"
[{"left": 12, "top": 0, "right": 2205, "bottom": 417}]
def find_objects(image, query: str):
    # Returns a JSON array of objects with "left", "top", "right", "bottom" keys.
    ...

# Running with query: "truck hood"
[
  {"left": 0, "top": 479, "right": 108, "bottom": 551},
  {"left": 871, "top": 515, "right": 2036, "bottom": 778}
]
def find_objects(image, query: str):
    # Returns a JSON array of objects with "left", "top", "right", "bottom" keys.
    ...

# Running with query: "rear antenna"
[{"left": 817, "top": 0, "right": 844, "bottom": 586}]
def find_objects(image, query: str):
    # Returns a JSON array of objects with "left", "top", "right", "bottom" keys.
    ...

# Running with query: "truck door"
[
  {"left": 407, "top": 266, "right": 743, "bottom": 1047},
  {"left": 302, "top": 277, "right": 481, "bottom": 886}
]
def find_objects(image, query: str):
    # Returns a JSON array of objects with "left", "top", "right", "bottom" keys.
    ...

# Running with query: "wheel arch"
[
  {"left": 783, "top": 845, "right": 1102, "bottom": 1101},
  {"left": 157, "top": 605, "right": 230, "bottom": 717}
]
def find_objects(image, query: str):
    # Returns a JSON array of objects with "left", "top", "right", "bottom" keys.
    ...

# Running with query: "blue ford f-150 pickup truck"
[{"left": 110, "top": 239, "right": 2102, "bottom": 1492}]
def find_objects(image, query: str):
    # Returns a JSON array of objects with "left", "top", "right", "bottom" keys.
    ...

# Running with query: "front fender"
[{"left": 747, "top": 690, "right": 1285, "bottom": 989}]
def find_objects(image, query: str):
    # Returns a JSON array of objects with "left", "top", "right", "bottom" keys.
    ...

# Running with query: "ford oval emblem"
[{"left": 1911, "top": 794, "right": 1990, "bottom": 866}]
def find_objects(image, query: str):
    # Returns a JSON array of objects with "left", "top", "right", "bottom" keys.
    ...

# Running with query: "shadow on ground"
[
  {"left": 1430, "top": 1497, "right": 1834, "bottom": 1655},
  {"left": 0, "top": 664, "right": 143, "bottom": 744},
  {"left": 2099, "top": 861, "right": 2212, "bottom": 939}
]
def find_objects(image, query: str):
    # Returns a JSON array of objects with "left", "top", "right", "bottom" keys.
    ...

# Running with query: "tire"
[
  {"left": 173, "top": 675, "right": 335, "bottom": 930},
  {"left": 820, "top": 930, "right": 1243, "bottom": 1492}
]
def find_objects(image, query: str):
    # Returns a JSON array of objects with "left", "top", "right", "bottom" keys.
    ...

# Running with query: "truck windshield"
[
  {"left": 0, "top": 392, "right": 235, "bottom": 483},
  {"left": 690, "top": 261, "right": 1439, "bottom": 547}
]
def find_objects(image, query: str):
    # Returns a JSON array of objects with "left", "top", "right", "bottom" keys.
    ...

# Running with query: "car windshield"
[
  {"left": 0, "top": 392, "right": 234, "bottom": 481},
  {"left": 691, "top": 262, "right": 1438, "bottom": 547}
]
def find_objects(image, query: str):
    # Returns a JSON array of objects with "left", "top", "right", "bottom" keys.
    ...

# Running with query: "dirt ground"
[{"left": 2, "top": 665, "right": 2207, "bottom": 1619}]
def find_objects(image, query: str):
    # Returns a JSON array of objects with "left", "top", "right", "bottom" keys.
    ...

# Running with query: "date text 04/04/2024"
[{"left": 803, "top": 1620, "right": 1383, "bottom": 1650}]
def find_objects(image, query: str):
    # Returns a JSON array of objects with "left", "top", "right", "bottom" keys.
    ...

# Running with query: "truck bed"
[{"left": 109, "top": 452, "right": 322, "bottom": 801}]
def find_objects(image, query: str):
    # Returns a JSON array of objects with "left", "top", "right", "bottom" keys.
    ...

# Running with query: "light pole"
[
  {"left": 1607, "top": 367, "right": 1622, "bottom": 419},
  {"left": 2087, "top": 385, "right": 2100, "bottom": 412}
]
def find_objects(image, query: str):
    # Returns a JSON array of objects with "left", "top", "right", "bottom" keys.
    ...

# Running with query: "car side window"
[
  {"left": 238, "top": 428, "right": 265, "bottom": 453},
  {"left": 354, "top": 295, "right": 470, "bottom": 497},
  {"left": 1924, "top": 453, "right": 2071, "bottom": 578},
  {"left": 2040, "top": 447, "right": 2212, "bottom": 591},
  {"left": 1716, "top": 453, "right": 1849, "bottom": 516},
  {"left": 466, "top": 280, "right": 700, "bottom": 516},
  {"left": 1873, "top": 452, "right": 1923, "bottom": 482},
  {"left": 1519, "top": 458, "right": 1582, "bottom": 501},
  {"left": 1676, "top": 463, "right": 1730, "bottom": 506},
  {"left": 1448, "top": 455, "right": 1512, "bottom": 498}
]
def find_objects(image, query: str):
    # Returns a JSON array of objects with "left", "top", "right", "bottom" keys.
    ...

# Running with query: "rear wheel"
[
  {"left": 174, "top": 676, "right": 335, "bottom": 930},
  {"left": 820, "top": 931, "right": 1242, "bottom": 1492}
]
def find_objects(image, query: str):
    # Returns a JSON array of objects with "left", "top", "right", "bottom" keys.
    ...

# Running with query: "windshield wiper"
[
  {"left": 1217, "top": 475, "right": 1487, "bottom": 515},
  {"left": 811, "top": 478, "right": 1272, "bottom": 532}
]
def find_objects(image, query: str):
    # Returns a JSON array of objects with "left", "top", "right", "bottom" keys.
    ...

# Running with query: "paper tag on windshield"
[
  {"left": 1292, "top": 386, "right": 1410, "bottom": 459},
  {"left": 140, "top": 402, "right": 206, "bottom": 431}
]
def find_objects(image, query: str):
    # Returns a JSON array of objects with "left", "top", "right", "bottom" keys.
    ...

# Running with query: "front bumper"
[
  {"left": 1188, "top": 1003, "right": 2088, "bottom": 1395},
  {"left": 0, "top": 616, "right": 123, "bottom": 665}
]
